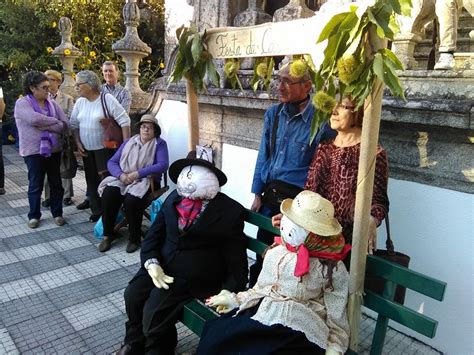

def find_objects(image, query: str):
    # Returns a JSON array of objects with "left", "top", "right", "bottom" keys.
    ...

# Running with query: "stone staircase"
[{"left": 413, "top": 9, "right": 473, "bottom": 70}]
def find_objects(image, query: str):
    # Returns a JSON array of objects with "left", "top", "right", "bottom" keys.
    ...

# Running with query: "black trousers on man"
[{"left": 123, "top": 274, "right": 192, "bottom": 355}]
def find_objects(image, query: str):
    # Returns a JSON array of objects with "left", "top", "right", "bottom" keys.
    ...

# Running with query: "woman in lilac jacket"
[
  {"left": 97, "top": 115, "right": 169, "bottom": 253},
  {"left": 14, "top": 71, "right": 69, "bottom": 229}
]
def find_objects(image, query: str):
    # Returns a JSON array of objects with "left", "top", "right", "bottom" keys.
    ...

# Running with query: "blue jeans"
[{"left": 24, "top": 153, "right": 63, "bottom": 220}]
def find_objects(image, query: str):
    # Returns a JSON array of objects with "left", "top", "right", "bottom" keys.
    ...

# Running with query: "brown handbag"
[
  {"left": 100, "top": 93, "right": 123, "bottom": 149},
  {"left": 364, "top": 214, "right": 411, "bottom": 304}
]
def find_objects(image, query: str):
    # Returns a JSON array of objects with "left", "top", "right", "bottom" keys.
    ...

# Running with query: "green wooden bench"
[{"left": 181, "top": 209, "right": 447, "bottom": 354}]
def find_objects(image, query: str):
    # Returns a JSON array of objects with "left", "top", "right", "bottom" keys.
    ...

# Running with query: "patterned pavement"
[{"left": 0, "top": 145, "right": 441, "bottom": 354}]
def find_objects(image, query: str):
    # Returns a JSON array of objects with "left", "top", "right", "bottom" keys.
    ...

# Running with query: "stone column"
[
  {"left": 52, "top": 17, "right": 82, "bottom": 97},
  {"left": 273, "top": 0, "right": 315, "bottom": 22}
]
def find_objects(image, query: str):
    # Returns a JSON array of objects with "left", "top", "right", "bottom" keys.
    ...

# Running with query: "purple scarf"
[{"left": 27, "top": 95, "right": 57, "bottom": 157}]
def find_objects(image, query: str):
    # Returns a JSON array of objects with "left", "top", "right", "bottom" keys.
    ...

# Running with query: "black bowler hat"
[{"left": 169, "top": 151, "right": 227, "bottom": 186}]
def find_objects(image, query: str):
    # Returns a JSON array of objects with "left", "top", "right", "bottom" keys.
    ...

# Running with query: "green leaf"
[
  {"left": 373, "top": 52, "right": 385, "bottom": 82},
  {"left": 317, "top": 12, "right": 351, "bottom": 43},
  {"left": 191, "top": 34, "right": 202, "bottom": 65},
  {"left": 206, "top": 59, "right": 220, "bottom": 88},
  {"left": 382, "top": 60, "right": 405, "bottom": 99},
  {"left": 388, "top": 14, "right": 400, "bottom": 35},
  {"left": 310, "top": 110, "right": 329, "bottom": 144},
  {"left": 399, "top": 0, "right": 412, "bottom": 16},
  {"left": 386, "top": 0, "right": 401, "bottom": 15},
  {"left": 381, "top": 48, "right": 404, "bottom": 70},
  {"left": 176, "top": 25, "right": 186, "bottom": 40}
]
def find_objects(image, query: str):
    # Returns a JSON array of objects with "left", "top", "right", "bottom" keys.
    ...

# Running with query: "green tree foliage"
[{"left": 0, "top": 0, "right": 164, "bottom": 119}]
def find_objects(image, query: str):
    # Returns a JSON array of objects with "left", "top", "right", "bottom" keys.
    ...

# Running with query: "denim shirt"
[{"left": 251, "top": 101, "right": 336, "bottom": 194}]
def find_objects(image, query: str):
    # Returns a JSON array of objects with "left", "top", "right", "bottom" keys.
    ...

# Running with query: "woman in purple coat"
[
  {"left": 14, "top": 71, "right": 69, "bottom": 229},
  {"left": 98, "top": 115, "right": 169, "bottom": 253}
]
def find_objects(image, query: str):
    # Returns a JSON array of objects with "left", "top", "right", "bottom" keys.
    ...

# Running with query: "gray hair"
[{"left": 76, "top": 70, "right": 101, "bottom": 92}]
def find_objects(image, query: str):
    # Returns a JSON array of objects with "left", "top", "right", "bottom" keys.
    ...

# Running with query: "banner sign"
[{"left": 205, "top": 16, "right": 329, "bottom": 68}]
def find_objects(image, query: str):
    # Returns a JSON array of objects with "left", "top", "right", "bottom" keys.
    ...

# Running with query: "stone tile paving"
[{"left": 0, "top": 145, "right": 442, "bottom": 354}]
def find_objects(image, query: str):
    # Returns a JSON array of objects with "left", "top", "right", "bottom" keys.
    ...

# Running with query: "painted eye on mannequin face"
[{"left": 186, "top": 166, "right": 193, "bottom": 179}]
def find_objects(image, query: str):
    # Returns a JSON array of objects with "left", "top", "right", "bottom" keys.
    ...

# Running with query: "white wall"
[{"left": 220, "top": 143, "right": 474, "bottom": 355}]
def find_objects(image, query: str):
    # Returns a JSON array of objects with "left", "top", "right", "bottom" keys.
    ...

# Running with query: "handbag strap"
[
  {"left": 269, "top": 103, "right": 283, "bottom": 159},
  {"left": 384, "top": 213, "right": 395, "bottom": 255},
  {"left": 100, "top": 93, "right": 111, "bottom": 118}
]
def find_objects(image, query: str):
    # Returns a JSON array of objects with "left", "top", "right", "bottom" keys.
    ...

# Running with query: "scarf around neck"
[
  {"left": 274, "top": 235, "right": 351, "bottom": 277},
  {"left": 98, "top": 135, "right": 157, "bottom": 198}
]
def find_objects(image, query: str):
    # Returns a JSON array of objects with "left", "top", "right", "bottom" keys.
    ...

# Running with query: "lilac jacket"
[
  {"left": 14, "top": 97, "right": 69, "bottom": 157},
  {"left": 107, "top": 137, "right": 169, "bottom": 185}
]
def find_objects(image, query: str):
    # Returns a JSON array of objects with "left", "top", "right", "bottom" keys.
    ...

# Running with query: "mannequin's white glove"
[
  {"left": 147, "top": 264, "right": 174, "bottom": 289},
  {"left": 205, "top": 289, "right": 239, "bottom": 314},
  {"left": 325, "top": 347, "right": 342, "bottom": 355}
]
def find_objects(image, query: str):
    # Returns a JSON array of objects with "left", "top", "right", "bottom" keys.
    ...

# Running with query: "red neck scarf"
[
  {"left": 274, "top": 236, "right": 351, "bottom": 277},
  {"left": 176, "top": 198, "right": 203, "bottom": 231}
]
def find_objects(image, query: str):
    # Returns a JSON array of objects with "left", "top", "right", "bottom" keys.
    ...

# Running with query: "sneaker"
[
  {"left": 76, "top": 199, "right": 90, "bottom": 210},
  {"left": 54, "top": 216, "right": 66, "bottom": 226},
  {"left": 126, "top": 241, "right": 140, "bottom": 253},
  {"left": 0, "top": 187, "right": 5, "bottom": 195},
  {"left": 98, "top": 237, "right": 112, "bottom": 252},
  {"left": 42, "top": 199, "right": 50, "bottom": 208},
  {"left": 434, "top": 53, "right": 455, "bottom": 70},
  {"left": 63, "top": 198, "right": 73, "bottom": 206},
  {"left": 28, "top": 219, "right": 40, "bottom": 229}
]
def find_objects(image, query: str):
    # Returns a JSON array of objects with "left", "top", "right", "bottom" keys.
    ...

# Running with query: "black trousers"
[
  {"left": 124, "top": 274, "right": 192, "bottom": 355},
  {"left": 82, "top": 148, "right": 115, "bottom": 216},
  {"left": 102, "top": 185, "right": 149, "bottom": 242}
]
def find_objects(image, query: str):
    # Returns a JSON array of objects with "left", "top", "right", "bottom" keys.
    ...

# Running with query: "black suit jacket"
[{"left": 136, "top": 190, "right": 249, "bottom": 297}]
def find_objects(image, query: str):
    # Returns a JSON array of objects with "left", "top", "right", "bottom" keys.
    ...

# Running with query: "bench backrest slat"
[
  {"left": 366, "top": 255, "right": 447, "bottom": 301},
  {"left": 364, "top": 290, "right": 438, "bottom": 338},
  {"left": 244, "top": 210, "right": 280, "bottom": 235}
]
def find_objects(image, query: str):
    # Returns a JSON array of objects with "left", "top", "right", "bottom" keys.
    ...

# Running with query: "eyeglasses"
[
  {"left": 276, "top": 78, "right": 306, "bottom": 88},
  {"left": 37, "top": 85, "right": 50, "bottom": 91},
  {"left": 140, "top": 124, "right": 154, "bottom": 131},
  {"left": 332, "top": 103, "right": 356, "bottom": 115}
]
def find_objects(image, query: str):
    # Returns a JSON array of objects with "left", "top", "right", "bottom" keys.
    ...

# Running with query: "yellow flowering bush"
[
  {"left": 63, "top": 48, "right": 71, "bottom": 56},
  {"left": 84, "top": 36, "right": 90, "bottom": 43},
  {"left": 51, "top": 21, "right": 57, "bottom": 28},
  {"left": 46, "top": 47, "right": 53, "bottom": 54},
  {"left": 256, "top": 62, "right": 268, "bottom": 78},
  {"left": 89, "top": 51, "right": 96, "bottom": 58}
]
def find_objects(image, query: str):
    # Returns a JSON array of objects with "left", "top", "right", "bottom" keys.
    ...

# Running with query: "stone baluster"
[
  {"left": 112, "top": 0, "right": 152, "bottom": 94},
  {"left": 52, "top": 17, "right": 82, "bottom": 97},
  {"left": 273, "top": 0, "right": 315, "bottom": 22}
]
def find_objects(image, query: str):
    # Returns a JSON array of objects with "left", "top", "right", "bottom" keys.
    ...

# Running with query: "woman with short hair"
[
  {"left": 98, "top": 115, "right": 169, "bottom": 253},
  {"left": 70, "top": 70, "right": 131, "bottom": 222},
  {"left": 14, "top": 71, "right": 69, "bottom": 228}
]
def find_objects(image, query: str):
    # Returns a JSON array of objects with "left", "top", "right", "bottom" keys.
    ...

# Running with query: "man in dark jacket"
[{"left": 116, "top": 151, "right": 248, "bottom": 355}]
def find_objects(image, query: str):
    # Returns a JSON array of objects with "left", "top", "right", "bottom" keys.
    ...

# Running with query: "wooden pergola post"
[
  {"left": 348, "top": 26, "right": 387, "bottom": 351},
  {"left": 186, "top": 79, "right": 200, "bottom": 150}
]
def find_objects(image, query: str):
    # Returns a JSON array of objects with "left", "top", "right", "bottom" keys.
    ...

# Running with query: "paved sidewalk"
[{"left": 0, "top": 145, "right": 441, "bottom": 354}]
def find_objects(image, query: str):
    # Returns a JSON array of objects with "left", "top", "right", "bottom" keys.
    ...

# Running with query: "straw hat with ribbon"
[{"left": 277, "top": 190, "right": 350, "bottom": 277}]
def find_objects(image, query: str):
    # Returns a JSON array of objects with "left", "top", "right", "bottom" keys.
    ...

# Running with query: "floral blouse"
[{"left": 304, "top": 139, "right": 389, "bottom": 243}]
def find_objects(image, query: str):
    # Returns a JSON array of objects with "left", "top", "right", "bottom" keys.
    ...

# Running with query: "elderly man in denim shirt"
[{"left": 249, "top": 61, "right": 336, "bottom": 286}]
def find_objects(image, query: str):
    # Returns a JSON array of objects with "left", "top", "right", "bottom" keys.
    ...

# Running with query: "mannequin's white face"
[
  {"left": 280, "top": 215, "right": 308, "bottom": 247},
  {"left": 176, "top": 165, "right": 219, "bottom": 200}
]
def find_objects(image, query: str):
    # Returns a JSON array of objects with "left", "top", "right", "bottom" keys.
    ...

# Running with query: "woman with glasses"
[
  {"left": 97, "top": 115, "right": 168, "bottom": 253},
  {"left": 70, "top": 70, "right": 131, "bottom": 223},
  {"left": 13, "top": 71, "right": 69, "bottom": 228},
  {"left": 41, "top": 69, "right": 75, "bottom": 207},
  {"left": 273, "top": 95, "right": 389, "bottom": 258}
]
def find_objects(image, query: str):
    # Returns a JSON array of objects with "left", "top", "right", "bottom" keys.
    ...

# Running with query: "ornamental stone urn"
[{"left": 52, "top": 17, "right": 82, "bottom": 97}]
